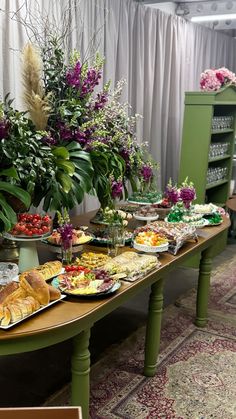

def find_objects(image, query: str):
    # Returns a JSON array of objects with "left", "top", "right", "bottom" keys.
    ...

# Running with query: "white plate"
[
  {"left": 133, "top": 242, "right": 169, "bottom": 253},
  {"left": 133, "top": 214, "right": 159, "bottom": 221},
  {"left": 0, "top": 294, "right": 66, "bottom": 329}
]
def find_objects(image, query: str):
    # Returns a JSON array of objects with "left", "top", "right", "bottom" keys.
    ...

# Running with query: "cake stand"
[
  {"left": 133, "top": 214, "right": 159, "bottom": 224},
  {"left": 3, "top": 232, "right": 50, "bottom": 273}
]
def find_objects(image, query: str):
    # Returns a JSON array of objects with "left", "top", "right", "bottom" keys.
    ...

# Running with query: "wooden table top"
[
  {"left": 226, "top": 197, "right": 236, "bottom": 212},
  {"left": 0, "top": 212, "right": 230, "bottom": 346}
]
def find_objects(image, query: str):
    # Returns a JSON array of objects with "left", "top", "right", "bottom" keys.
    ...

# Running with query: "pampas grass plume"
[{"left": 22, "top": 43, "right": 51, "bottom": 130}]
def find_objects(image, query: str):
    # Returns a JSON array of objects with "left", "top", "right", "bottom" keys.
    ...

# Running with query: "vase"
[
  {"left": 116, "top": 225, "right": 126, "bottom": 248},
  {"left": 107, "top": 224, "right": 119, "bottom": 257},
  {"left": 61, "top": 239, "right": 73, "bottom": 265},
  {"left": 107, "top": 223, "right": 125, "bottom": 257}
]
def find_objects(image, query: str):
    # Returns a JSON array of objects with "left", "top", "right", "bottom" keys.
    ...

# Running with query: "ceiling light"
[{"left": 191, "top": 14, "right": 236, "bottom": 22}]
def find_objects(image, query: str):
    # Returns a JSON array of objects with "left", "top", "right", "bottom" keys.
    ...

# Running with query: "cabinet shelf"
[
  {"left": 211, "top": 129, "right": 233, "bottom": 134},
  {"left": 206, "top": 179, "right": 228, "bottom": 190},
  {"left": 179, "top": 85, "right": 236, "bottom": 263},
  {"left": 208, "top": 154, "right": 231, "bottom": 163},
  {"left": 179, "top": 85, "right": 236, "bottom": 206}
]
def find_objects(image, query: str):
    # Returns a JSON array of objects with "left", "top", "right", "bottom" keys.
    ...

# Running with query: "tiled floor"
[{"left": 0, "top": 242, "right": 235, "bottom": 407}]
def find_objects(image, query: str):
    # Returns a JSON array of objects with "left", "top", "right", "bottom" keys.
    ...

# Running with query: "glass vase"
[
  {"left": 107, "top": 224, "right": 125, "bottom": 257},
  {"left": 116, "top": 225, "right": 126, "bottom": 248},
  {"left": 61, "top": 239, "right": 73, "bottom": 265},
  {"left": 107, "top": 224, "right": 119, "bottom": 257}
]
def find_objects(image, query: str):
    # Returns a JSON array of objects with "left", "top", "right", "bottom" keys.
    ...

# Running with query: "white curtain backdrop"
[{"left": 1, "top": 0, "right": 236, "bottom": 212}]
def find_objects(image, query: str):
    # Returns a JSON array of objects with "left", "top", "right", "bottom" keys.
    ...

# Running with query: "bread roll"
[
  {"left": 13, "top": 299, "right": 29, "bottom": 317},
  {"left": 1, "top": 306, "right": 11, "bottom": 326},
  {"left": 24, "top": 296, "right": 40, "bottom": 311},
  {"left": 3, "top": 287, "right": 27, "bottom": 305},
  {"left": 48, "top": 285, "right": 61, "bottom": 301},
  {"left": 0, "top": 282, "right": 19, "bottom": 304},
  {"left": 0, "top": 304, "right": 4, "bottom": 321},
  {"left": 7, "top": 303, "right": 23, "bottom": 323},
  {"left": 21, "top": 271, "right": 50, "bottom": 305}
]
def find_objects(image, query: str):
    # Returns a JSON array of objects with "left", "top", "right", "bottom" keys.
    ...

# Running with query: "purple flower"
[
  {"left": 57, "top": 223, "right": 73, "bottom": 250},
  {"left": 57, "top": 121, "right": 73, "bottom": 141},
  {"left": 0, "top": 119, "right": 9, "bottom": 140},
  {"left": 80, "top": 69, "right": 102, "bottom": 97},
  {"left": 179, "top": 186, "right": 196, "bottom": 209},
  {"left": 66, "top": 61, "right": 82, "bottom": 89},
  {"left": 94, "top": 92, "right": 108, "bottom": 110},
  {"left": 111, "top": 180, "right": 123, "bottom": 199},
  {"left": 140, "top": 165, "right": 153, "bottom": 182},
  {"left": 41, "top": 134, "right": 57, "bottom": 146},
  {"left": 165, "top": 182, "right": 179, "bottom": 205},
  {"left": 74, "top": 128, "right": 93, "bottom": 146}
]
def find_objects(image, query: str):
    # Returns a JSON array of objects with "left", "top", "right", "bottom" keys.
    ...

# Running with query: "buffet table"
[{"left": 0, "top": 213, "right": 230, "bottom": 419}]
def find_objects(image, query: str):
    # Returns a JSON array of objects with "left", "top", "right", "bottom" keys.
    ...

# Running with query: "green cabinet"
[{"left": 179, "top": 85, "right": 236, "bottom": 206}]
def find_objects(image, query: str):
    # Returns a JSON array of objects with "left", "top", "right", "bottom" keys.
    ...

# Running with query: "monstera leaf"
[
  {"left": 41, "top": 142, "right": 93, "bottom": 211},
  {"left": 0, "top": 167, "right": 31, "bottom": 232}
]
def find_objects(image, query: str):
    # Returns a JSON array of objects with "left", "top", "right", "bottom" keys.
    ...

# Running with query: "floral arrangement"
[
  {"left": 25, "top": 38, "right": 158, "bottom": 209},
  {"left": 200, "top": 67, "right": 236, "bottom": 92},
  {"left": 57, "top": 209, "right": 73, "bottom": 248},
  {"left": 165, "top": 177, "right": 196, "bottom": 210},
  {"left": 102, "top": 207, "right": 132, "bottom": 226},
  {"left": 0, "top": 34, "right": 158, "bottom": 232}
]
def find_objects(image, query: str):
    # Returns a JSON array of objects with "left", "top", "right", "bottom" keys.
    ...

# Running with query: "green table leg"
[
  {"left": 144, "top": 277, "right": 164, "bottom": 377},
  {"left": 195, "top": 246, "right": 213, "bottom": 327},
  {"left": 71, "top": 329, "right": 91, "bottom": 419}
]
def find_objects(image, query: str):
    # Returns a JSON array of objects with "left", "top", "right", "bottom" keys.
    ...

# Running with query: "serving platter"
[
  {"left": 133, "top": 241, "right": 169, "bottom": 253},
  {"left": 51, "top": 276, "right": 120, "bottom": 298},
  {"left": 133, "top": 214, "right": 159, "bottom": 222},
  {"left": 0, "top": 294, "right": 66, "bottom": 329}
]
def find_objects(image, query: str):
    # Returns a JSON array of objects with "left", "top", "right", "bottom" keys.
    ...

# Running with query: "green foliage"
[{"left": 0, "top": 168, "right": 31, "bottom": 233}]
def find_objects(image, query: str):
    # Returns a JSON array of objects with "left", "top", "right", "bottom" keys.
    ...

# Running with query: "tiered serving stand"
[{"left": 3, "top": 232, "right": 51, "bottom": 273}]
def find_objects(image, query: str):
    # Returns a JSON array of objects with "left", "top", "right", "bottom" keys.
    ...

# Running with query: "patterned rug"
[
  {"left": 176, "top": 252, "right": 236, "bottom": 324},
  {"left": 45, "top": 304, "right": 236, "bottom": 418}
]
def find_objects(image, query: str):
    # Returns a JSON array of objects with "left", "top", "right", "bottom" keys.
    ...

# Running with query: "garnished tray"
[
  {"left": 52, "top": 276, "right": 120, "bottom": 298},
  {"left": 53, "top": 267, "right": 118, "bottom": 297}
]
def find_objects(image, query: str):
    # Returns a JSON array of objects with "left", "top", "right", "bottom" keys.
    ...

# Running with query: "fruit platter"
[
  {"left": 127, "top": 191, "right": 162, "bottom": 205},
  {"left": 7, "top": 213, "right": 52, "bottom": 238},
  {"left": 42, "top": 229, "right": 94, "bottom": 255},
  {"left": 52, "top": 265, "right": 120, "bottom": 297},
  {"left": 132, "top": 230, "right": 169, "bottom": 253},
  {"left": 134, "top": 222, "right": 198, "bottom": 255}
]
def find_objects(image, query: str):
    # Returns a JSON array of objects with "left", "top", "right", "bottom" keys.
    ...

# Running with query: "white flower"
[
  {"left": 127, "top": 213, "right": 132, "bottom": 220},
  {"left": 123, "top": 220, "right": 128, "bottom": 226},
  {"left": 117, "top": 210, "right": 126, "bottom": 219}
]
